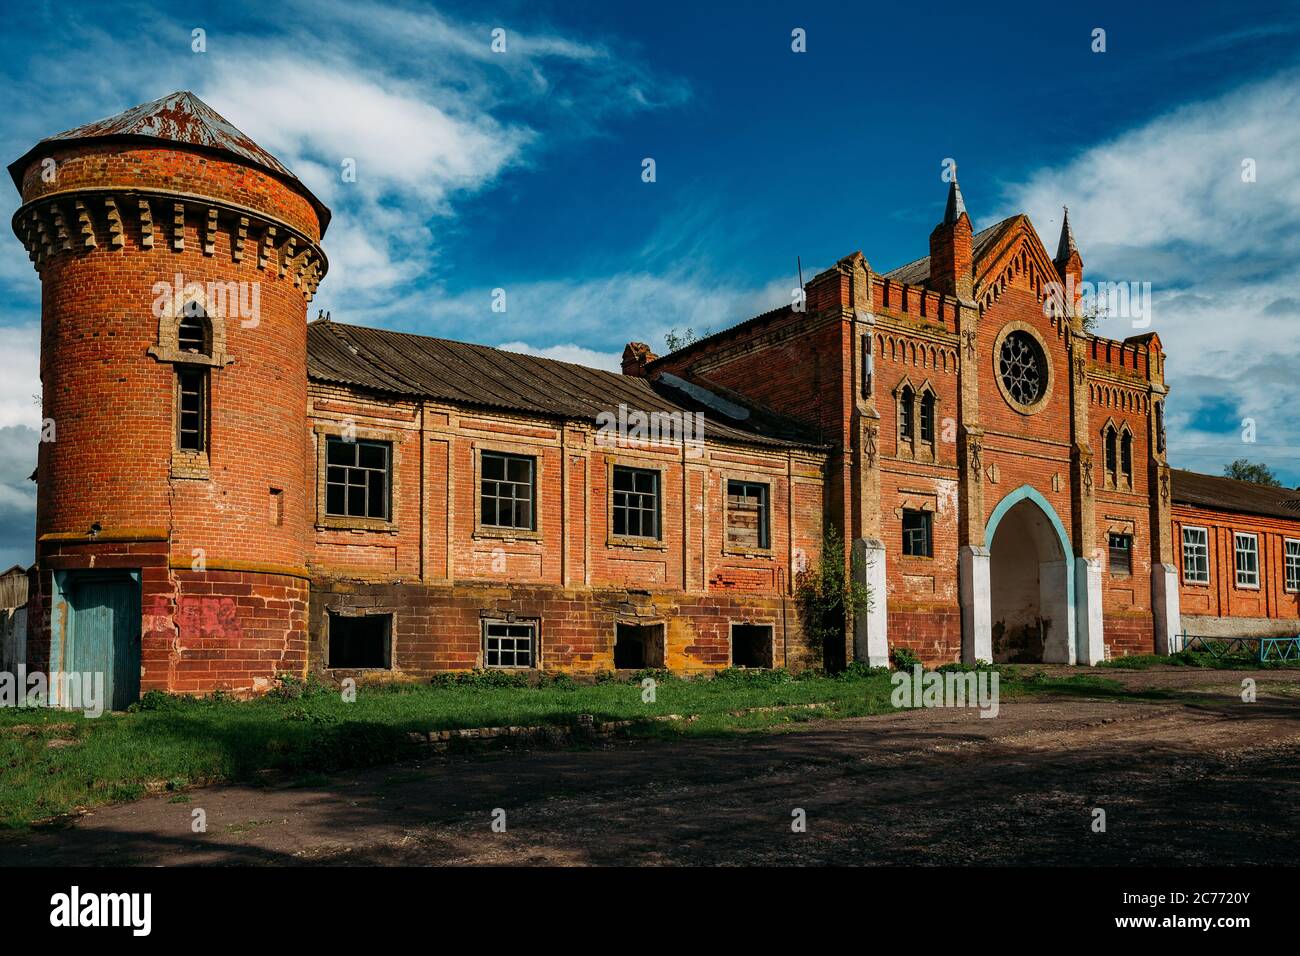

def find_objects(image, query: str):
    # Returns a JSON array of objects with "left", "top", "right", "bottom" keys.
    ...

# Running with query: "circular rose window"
[{"left": 998, "top": 330, "right": 1047, "bottom": 406}]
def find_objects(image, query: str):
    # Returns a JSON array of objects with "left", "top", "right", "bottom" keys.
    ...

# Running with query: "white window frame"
[
  {"left": 1181, "top": 525, "right": 1209, "bottom": 585},
  {"left": 1234, "top": 532, "right": 1259, "bottom": 589},
  {"left": 1285, "top": 538, "right": 1300, "bottom": 593}
]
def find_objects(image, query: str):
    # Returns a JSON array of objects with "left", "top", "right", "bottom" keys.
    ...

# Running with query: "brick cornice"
[{"left": 11, "top": 186, "right": 327, "bottom": 300}]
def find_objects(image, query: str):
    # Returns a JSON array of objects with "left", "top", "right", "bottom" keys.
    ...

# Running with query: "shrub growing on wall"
[{"left": 795, "top": 525, "right": 871, "bottom": 671}]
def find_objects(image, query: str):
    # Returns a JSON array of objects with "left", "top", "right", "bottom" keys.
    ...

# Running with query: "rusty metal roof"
[
  {"left": 7, "top": 91, "right": 330, "bottom": 232},
  {"left": 1171, "top": 468, "right": 1300, "bottom": 523},
  {"left": 307, "top": 320, "right": 825, "bottom": 450}
]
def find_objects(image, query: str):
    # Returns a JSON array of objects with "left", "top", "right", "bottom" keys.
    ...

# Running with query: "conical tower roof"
[{"left": 8, "top": 90, "right": 330, "bottom": 230}]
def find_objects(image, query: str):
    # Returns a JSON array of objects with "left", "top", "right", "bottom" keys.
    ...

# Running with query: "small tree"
[
  {"left": 663, "top": 326, "right": 711, "bottom": 352},
  {"left": 1077, "top": 297, "right": 1106, "bottom": 333},
  {"left": 795, "top": 524, "right": 871, "bottom": 671},
  {"left": 1224, "top": 458, "right": 1282, "bottom": 488}
]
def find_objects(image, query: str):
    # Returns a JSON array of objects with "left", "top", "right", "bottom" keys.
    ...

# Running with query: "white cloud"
[
  {"left": 997, "top": 70, "right": 1300, "bottom": 483},
  {"left": 0, "top": 324, "right": 40, "bottom": 429},
  {"left": 497, "top": 342, "right": 623, "bottom": 372},
  {"left": 335, "top": 268, "right": 787, "bottom": 359}
]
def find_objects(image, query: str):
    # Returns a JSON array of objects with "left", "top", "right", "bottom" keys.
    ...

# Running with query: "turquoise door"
[{"left": 67, "top": 574, "right": 141, "bottom": 710}]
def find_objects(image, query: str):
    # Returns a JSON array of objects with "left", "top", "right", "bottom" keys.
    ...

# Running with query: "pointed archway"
[{"left": 984, "top": 486, "right": 1077, "bottom": 664}]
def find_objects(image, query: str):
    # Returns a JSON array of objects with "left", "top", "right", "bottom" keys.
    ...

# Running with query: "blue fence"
[{"left": 1176, "top": 630, "right": 1300, "bottom": 662}]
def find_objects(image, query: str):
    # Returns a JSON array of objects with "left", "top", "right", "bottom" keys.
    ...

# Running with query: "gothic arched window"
[
  {"left": 1120, "top": 429, "right": 1133, "bottom": 487},
  {"left": 1104, "top": 425, "right": 1118, "bottom": 487},
  {"left": 177, "top": 312, "right": 211, "bottom": 356},
  {"left": 919, "top": 389, "right": 935, "bottom": 444},
  {"left": 899, "top": 385, "right": 914, "bottom": 440}
]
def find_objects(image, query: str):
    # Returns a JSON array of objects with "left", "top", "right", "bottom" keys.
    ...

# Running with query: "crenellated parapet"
[{"left": 12, "top": 188, "right": 327, "bottom": 301}]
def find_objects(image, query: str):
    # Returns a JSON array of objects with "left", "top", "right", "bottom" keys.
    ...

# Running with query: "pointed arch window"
[
  {"left": 177, "top": 313, "right": 211, "bottom": 356},
  {"left": 1120, "top": 428, "right": 1133, "bottom": 487},
  {"left": 1104, "top": 425, "right": 1118, "bottom": 487},
  {"left": 919, "top": 389, "right": 936, "bottom": 444},
  {"left": 899, "top": 385, "right": 914, "bottom": 440}
]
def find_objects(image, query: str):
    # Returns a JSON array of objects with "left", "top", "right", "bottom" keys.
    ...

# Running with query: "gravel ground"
[{"left": 2, "top": 666, "right": 1297, "bottom": 866}]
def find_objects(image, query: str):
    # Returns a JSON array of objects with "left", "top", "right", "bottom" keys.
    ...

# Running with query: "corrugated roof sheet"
[
  {"left": 307, "top": 321, "right": 826, "bottom": 450},
  {"left": 8, "top": 91, "right": 330, "bottom": 232},
  {"left": 1171, "top": 468, "right": 1300, "bottom": 522},
  {"left": 884, "top": 216, "right": 1019, "bottom": 287}
]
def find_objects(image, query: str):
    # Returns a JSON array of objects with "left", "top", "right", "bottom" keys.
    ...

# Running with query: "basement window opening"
[
  {"left": 614, "top": 622, "right": 665, "bottom": 669},
  {"left": 327, "top": 612, "right": 392, "bottom": 669},
  {"left": 731, "top": 623, "right": 774, "bottom": 668},
  {"left": 484, "top": 619, "right": 537, "bottom": 668}
]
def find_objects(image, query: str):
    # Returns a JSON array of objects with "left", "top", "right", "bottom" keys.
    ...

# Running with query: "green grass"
[
  {"left": 0, "top": 665, "right": 1125, "bottom": 830},
  {"left": 1099, "top": 649, "right": 1300, "bottom": 670}
]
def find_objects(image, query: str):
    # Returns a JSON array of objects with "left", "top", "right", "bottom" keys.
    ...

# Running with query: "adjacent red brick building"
[{"left": 9, "top": 93, "right": 1297, "bottom": 703}]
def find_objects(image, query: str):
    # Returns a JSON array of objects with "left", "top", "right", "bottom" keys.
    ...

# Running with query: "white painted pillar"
[
  {"left": 959, "top": 545, "right": 992, "bottom": 664},
  {"left": 853, "top": 537, "right": 889, "bottom": 667},
  {"left": 1039, "top": 559, "right": 1075, "bottom": 663},
  {"left": 1151, "top": 563, "right": 1181, "bottom": 655},
  {"left": 1074, "top": 555, "right": 1105, "bottom": 664}
]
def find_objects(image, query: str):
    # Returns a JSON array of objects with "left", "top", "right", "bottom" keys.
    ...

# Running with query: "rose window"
[{"left": 999, "top": 331, "right": 1046, "bottom": 406}]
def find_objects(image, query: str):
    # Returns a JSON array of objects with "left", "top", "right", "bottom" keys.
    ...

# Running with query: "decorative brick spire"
[
  {"left": 1055, "top": 205, "right": 1079, "bottom": 263},
  {"left": 943, "top": 173, "right": 967, "bottom": 226},
  {"left": 1053, "top": 205, "right": 1083, "bottom": 291},
  {"left": 929, "top": 168, "right": 973, "bottom": 300}
]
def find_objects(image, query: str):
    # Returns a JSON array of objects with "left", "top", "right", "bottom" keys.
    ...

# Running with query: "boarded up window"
[{"left": 726, "top": 480, "right": 770, "bottom": 550}]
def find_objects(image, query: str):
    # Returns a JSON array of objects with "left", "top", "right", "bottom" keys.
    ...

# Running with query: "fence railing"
[{"left": 1175, "top": 630, "right": 1300, "bottom": 662}]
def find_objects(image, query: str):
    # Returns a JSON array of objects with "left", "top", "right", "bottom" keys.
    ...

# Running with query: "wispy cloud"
[
  {"left": 0, "top": 0, "right": 693, "bottom": 566},
  {"left": 997, "top": 69, "right": 1300, "bottom": 483}
]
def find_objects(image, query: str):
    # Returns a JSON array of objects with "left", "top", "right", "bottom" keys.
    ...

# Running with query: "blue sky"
[{"left": 2, "top": 0, "right": 1300, "bottom": 567}]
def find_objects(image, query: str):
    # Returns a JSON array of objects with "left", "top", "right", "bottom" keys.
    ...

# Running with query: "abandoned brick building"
[{"left": 10, "top": 92, "right": 1300, "bottom": 705}]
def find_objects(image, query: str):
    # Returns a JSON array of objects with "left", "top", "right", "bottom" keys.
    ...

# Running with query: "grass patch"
[
  {"left": 1099, "top": 650, "right": 1300, "bottom": 671},
  {"left": 0, "top": 665, "right": 1131, "bottom": 829}
]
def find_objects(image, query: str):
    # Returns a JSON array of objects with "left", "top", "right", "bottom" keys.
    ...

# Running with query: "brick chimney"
[
  {"left": 621, "top": 341, "right": 657, "bottom": 377},
  {"left": 928, "top": 172, "right": 974, "bottom": 300}
]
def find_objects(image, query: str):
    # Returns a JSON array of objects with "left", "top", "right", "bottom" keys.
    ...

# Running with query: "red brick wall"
[
  {"left": 304, "top": 387, "right": 827, "bottom": 675},
  {"left": 1173, "top": 504, "right": 1300, "bottom": 632},
  {"left": 25, "top": 536, "right": 307, "bottom": 695},
  {"left": 310, "top": 583, "right": 817, "bottom": 676},
  {"left": 18, "top": 143, "right": 322, "bottom": 239},
  {"left": 17, "top": 136, "right": 322, "bottom": 698}
]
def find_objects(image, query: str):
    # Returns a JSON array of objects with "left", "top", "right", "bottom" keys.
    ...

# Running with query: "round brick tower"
[{"left": 8, "top": 91, "right": 329, "bottom": 702}]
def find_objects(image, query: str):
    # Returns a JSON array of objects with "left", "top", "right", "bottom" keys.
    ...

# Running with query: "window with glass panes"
[
  {"left": 1182, "top": 526, "right": 1209, "bottom": 584},
  {"left": 1108, "top": 533, "right": 1132, "bottom": 576},
  {"left": 902, "top": 509, "right": 932, "bottom": 557},
  {"left": 1286, "top": 539, "right": 1300, "bottom": 592},
  {"left": 612, "top": 466, "right": 659, "bottom": 539},
  {"left": 480, "top": 451, "right": 535, "bottom": 530},
  {"left": 919, "top": 390, "right": 935, "bottom": 444},
  {"left": 483, "top": 620, "right": 536, "bottom": 668},
  {"left": 325, "top": 437, "right": 391, "bottom": 520},
  {"left": 1234, "top": 533, "right": 1259, "bottom": 588}
]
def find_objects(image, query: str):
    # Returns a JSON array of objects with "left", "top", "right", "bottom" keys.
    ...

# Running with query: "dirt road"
[{"left": 3, "top": 667, "right": 1297, "bottom": 865}]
